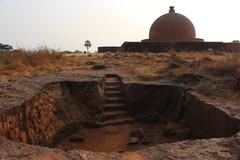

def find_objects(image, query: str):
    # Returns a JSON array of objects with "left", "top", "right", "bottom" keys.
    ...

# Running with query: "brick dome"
[{"left": 147, "top": 6, "right": 201, "bottom": 42}]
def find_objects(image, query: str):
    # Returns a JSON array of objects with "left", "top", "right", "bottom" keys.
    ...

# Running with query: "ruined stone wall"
[
  {"left": 98, "top": 47, "right": 120, "bottom": 53},
  {"left": 0, "top": 81, "right": 101, "bottom": 146},
  {"left": 119, "top": 42, "right": 240, "bottom": 53}
]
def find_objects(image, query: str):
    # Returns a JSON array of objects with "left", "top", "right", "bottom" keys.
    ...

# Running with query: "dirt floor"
[{"left": 57, "top": 122, "right": 181, "bottom": 152}]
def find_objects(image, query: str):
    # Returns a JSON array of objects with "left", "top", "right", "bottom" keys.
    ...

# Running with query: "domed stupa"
[
  {"left": 98, "top": 6, "right": 240, "bottom": 53},
  {"left": 142, "top": 6, "right": 203, "bottom": 42}
]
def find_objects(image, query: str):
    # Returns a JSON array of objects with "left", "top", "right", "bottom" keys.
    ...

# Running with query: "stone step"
[
  {"left": 103, "top": 110, "right": 128, "bottom": 116},
  {"left": 104, "top": 81, "right": 120, "bottom": 86},
  {"left": 104, "top": 84, "right": 121, "bottom": 88},
  {"left": 104, "top": 85, "right": 123, "bottom": 92},
  {"left": 96, "top": 117, "right": 134, "bottom": 126},
  {"left": 104, "top": 97, "right": 124, "bottom": 103},
  {"left": 102, "top": 103, "right": 126, "bottom": 111},
  {"left": 99, "top": 111, "right": 129, "bottom": 122},
  {"left": 104, "top": 78, "right": 119, "bottom": 82},
  {"left": 105, "top": 95, "right": 124, "bottom": 99},
  {"left": 104, "top": 91, "right": 124, "bottom": 97},
  {"left": 105, "top": 79, "right": 118, "bottom": 83},
  {"left": 105, "top": 90, "right": 123, "bottom": 94},
  {"left": 104, "top": 85, "right": 121, "bottom": 89}
]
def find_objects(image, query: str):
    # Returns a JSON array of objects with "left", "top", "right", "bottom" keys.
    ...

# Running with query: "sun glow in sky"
[{"left": 0, "top": 0, "right": 240, "bottom": 51}]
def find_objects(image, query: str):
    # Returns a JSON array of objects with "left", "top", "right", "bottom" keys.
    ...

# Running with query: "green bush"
[{"left": 92, "top": 64, "right": 106, "bottom": 70}]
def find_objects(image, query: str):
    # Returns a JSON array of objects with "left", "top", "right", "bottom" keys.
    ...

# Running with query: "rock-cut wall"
[
  {"left": 182, "top": 93, "right": 239, "bottom": 138},
  {"left": 0, "top": 81, "right": 101, "bottom": 146},
  {"left": 125, "top": 83, "right": 240, "bottom": 139}
]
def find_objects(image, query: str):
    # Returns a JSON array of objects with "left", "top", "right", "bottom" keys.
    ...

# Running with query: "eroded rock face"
[
  {"left": 0, "top": 81, "right": 101, "bottom": 146},
  {"left": 125, "top": 83, "right": 239, "bottom": 139},
  {"left": 182, "top": 93, "right": 239, "bottom": 138}
]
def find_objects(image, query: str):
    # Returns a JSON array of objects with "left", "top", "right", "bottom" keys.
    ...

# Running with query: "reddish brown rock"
[{"left": 0, "top": 72, "right": 239, "bottom": 159}]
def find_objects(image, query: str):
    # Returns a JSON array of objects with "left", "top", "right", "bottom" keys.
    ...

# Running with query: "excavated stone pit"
[{"left": 0, "top": 81, "right": 239, "bottom": 153}]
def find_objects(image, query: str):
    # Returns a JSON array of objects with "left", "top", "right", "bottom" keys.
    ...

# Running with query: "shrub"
[
  {"left": 102, "top": 52, "right": 112, "bottom": 58},
  {"left": 202, "top": 54, "right": 240, "bottom": 77},
  {"left": 168, "top": 53, "right": 186, "bottom": 69},
  {"left": 175, "top": 73, "right": 203, "bottom": 84},
  {"left": 196, "top": 80, "right": 217, "bottom": 96},
  {"left": 169, "top": 53, "right": 186, "bottom": 64},
  {"left": 92, "top": 64, "right": 106, "bottom": 70},
  {"left": 203, "top": 62, "right": 239, "bottom": 76}
]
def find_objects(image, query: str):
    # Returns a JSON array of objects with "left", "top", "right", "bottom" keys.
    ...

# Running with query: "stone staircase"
[{"left": 96, "top": 74, "right": 134, "bottom": 126}]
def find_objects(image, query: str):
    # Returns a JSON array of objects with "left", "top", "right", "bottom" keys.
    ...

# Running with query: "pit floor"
[{"left": 57, "top": 122, "right": 183, "bottom": 152}]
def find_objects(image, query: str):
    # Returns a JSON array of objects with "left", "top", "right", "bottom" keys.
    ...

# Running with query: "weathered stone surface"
[
  {"left": 0, "top": 133, "right": 239, "bottom": 160},
  {"left": 0, "top": 72, "right": 100, "bottom": 111},
  {"left": 0, "top": 72, "right": 239, "bottom": 159}
]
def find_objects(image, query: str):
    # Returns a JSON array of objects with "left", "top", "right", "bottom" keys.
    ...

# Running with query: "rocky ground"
[
  {"left": 1, "top": 51, "right": 240, "bottom": 103},
  {"left": 0, "top": 71, "right": 238, "bottom": 160},
  {"left": 0, "top": 132, "right": 239, "bottom": 160},
  {"left": 0, "top": 51, "right": 240, "bottom": 159}
]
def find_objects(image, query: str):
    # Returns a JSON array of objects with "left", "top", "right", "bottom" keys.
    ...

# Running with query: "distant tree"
[
  {"left": 0, "top": 43, "right": 13, "bottom": 52},
  {"left": 232, "top": 40, "right": 240, "bottom": 43},
  {"left": 74, "top": 50, "right": 80, "bottom": 53},
  {"left": 84, "top": 40, "right": 92, "bottom": 53},
  {"left": 74, "top": 50, "right": 82, "bottom": 54},
  {"left": 62, "top": 50, "right": 72, "bottom": 54}
]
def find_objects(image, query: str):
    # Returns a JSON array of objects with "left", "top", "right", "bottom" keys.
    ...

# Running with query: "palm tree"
[{"left": 84, "top": 40, "right": 92, "bottom": 53}]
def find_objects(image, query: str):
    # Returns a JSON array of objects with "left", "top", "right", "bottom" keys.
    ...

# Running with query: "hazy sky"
[{"left": 0, "top": 0, "right": 240, "bottom": 51}]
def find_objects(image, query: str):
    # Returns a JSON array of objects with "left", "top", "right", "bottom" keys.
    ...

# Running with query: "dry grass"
[
  {"left": 0, "top": 49, "right": 66, "bottom": 77},
  {"left": 201, "top": 54, "right": 240, "bottom": 77},
  {"left": 203, "top": 62, "right": 239, "bottom": 76},
  {"left": 134, "top": 66, "right": 159, "bottom": 81},
  {"left": 1, "top": 50, "right": 240, "bottom": 102}
]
